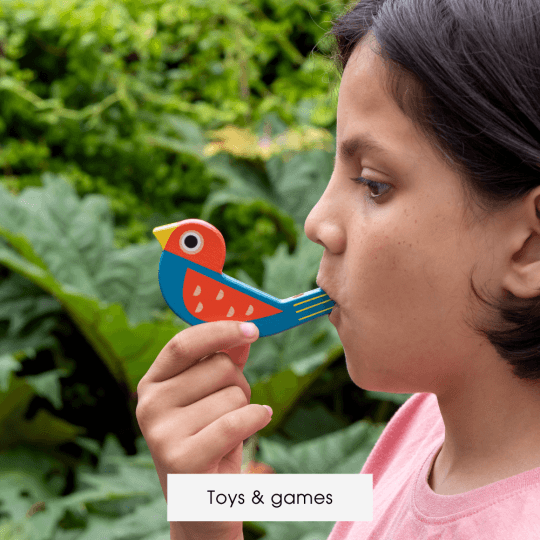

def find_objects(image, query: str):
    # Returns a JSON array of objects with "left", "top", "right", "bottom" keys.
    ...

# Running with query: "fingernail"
[
  {"left": 241, "top": 322, "right": 258, "bottom": 337},
  {"left": 262, "top": 405, "right": 273, "bottom": 417}
]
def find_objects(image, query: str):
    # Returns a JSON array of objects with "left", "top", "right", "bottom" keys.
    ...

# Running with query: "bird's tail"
[{"left": 285, "top": 288, "right": 335, "bottom": 323}]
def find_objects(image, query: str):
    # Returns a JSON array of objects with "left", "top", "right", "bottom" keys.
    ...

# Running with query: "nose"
[{"left": 304, "top": 175, "right": 346, "bottom": 254}]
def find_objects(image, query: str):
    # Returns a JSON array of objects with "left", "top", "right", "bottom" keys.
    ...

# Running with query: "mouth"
[
  {"left": 328, "top": 301, "right": 340, "bottom": 326},
  {"left": 317, "top": 280, "right": 339, "bottom": 309}
]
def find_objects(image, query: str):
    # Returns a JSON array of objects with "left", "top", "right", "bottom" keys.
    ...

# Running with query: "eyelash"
[{"left": 350, "top": 176, "right": 391, "bottom": 203}]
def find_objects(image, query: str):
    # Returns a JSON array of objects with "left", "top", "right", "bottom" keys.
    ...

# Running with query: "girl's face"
[{"left": 305, "top": 36, "right": 505, "bottom": 394}]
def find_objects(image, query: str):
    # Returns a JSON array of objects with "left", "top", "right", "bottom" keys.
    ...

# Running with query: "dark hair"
[{"left": 327, "top": 0, "right": 540, "bottom": 382}]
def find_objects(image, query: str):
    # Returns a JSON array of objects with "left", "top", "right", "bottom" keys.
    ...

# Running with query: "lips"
[
  {"left": 317, "top": 280, "right": 339, "bottom": 308},
  {"left": 328, "top": 302, "right": 340, "bottom": 325},
  {"left": 329, "top": 299, "right": 339, "bottom": 311}
]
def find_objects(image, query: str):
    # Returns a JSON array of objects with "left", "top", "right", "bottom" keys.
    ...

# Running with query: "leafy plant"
[
  {"left": 0, "top": 174, "right": 184, "bottom": 392},
  {"left": 0, "top": 418, "right": 388, "bottom": 540},
  {"left": 0, "top": 170, "right": 402, "bottom": 539},
  {"left": 0, "top": 435, "right": 170, "bottom": 540},
  {"left": 0, "top": 0, "right": 346, "bottom": 245},
  {"left": 0, "top": 3, "right": 413, "bottom": 539}
]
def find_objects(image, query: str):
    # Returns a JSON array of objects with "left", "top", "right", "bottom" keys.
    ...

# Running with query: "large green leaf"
[
  {"left": 0, "top": 436, "right": 169, "bottom": 540},
  {"left": 0, "top": 174, "right": 167, "bottom": 325},
  {"left": 0, "top": 174, "right": 185, "bottom": 391},
  {"left": 0, "top": 366, "right": 84, "bottom": 451},
  {"left": 251, "top": 350, "right": 341, "bottom": 438},
  {"left": 258, "top": 419, "right": 385, "bottom": 475},
  {"left": 0, "top": 243, "right": 183, "bottom": 391},
  {"left": 264, "top": 148, "right": 335, "bottom": 226},
  {"left": 0, "top": 446, "right": 68, "bottom": 540},
  {"left": 0, "top": 272, "right": 62, "bottom": 357},
  {"left": 200, "top": 147, "right": 334, "bottom": 229}
]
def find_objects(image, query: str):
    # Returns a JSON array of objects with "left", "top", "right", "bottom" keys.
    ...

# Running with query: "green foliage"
[
  {"left": 0, "top": 169, "right": 345, "bottom": 407},
  {"left": 0, "top": 272, "right": 62, "bottom": 356},
  {"left": 0, "top": 436, "right": 170, "bottom": 540},
  {"left": 0, "top": 171, "right": 394, "bottom": 539},
  {"left": 0, "top": 2, "right": 412, "bottom": 539},
  {"left": 0, "top": 356, "right": 83, "bottom": 452},
  {"left": 248, "top": 419, "right": 386, "bottom": 540},
  {"left": 0, "top": 0, "right": 345, "bottom": 246},
  {"left": 364, "top": 391, "right": 413, "bottom": 406},
  {"left": 0, "top": 424, "right": 387, "bottom": 540},
  {"left": 0, "top": 174, "right": 186, "bottom": 391}
]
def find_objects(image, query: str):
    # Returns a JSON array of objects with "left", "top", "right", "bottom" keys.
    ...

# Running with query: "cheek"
[
  {"left": 356, "top": 236, "right": 416, "bottom": 297},
  {"left": 349, "top": 233, "right": 457, "bottom": 331},
  {"left": 365, "top": 240, "right": 386, "bottom": 261},
  {"left": 339, "top": 219, "right": 477, "bottom": 391},
  {"left": 358, "top": 234, "right": 395, "bottom": 265}
]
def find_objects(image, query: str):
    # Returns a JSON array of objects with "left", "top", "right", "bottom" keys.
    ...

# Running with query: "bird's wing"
[{"left": 183, "top": 268, "right": 283, "bottom": 322}]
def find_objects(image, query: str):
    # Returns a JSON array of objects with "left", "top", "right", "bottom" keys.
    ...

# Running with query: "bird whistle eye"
[{"left": 180, "top": 230, "right": 204, "bottom": 254}]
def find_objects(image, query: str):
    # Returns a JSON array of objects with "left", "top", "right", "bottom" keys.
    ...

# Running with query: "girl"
[{"left": 136, "top": 0, "right": 540, "bottom": 538}]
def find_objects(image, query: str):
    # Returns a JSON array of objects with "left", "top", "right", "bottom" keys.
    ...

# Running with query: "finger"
[
  {"left": 185, "top": 404, "right": 272, "bottom": 471},
  {"left": 217, "top": 343, "right": 252, "bottom": 369},
  {"left": 148, "top": 384, "right": 250, "bottom": 440},
  {"left": 140, "top": 320, "right": 259, "bottom": 386},
  {"left": 138, "top": 353, "right": 252, "bottom": 421}
]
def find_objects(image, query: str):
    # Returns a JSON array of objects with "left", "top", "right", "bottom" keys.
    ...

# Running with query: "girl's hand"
[{"left": 136, "top": 320, "right": 271, "bottom": 540}]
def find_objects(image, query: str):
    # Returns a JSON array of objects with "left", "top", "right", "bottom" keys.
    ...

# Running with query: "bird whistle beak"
[{"left": 153, "top": 223, "right": 177, "bottom": 250}]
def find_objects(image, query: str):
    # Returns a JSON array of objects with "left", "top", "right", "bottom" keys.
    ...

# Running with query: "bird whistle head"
[{"left": 153, "top": 219, "right": 226, "bottom": 273}]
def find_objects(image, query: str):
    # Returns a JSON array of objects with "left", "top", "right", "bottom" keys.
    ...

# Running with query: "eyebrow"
[{"left": 338, "top": 134, "right": 391, "bottom": 163}]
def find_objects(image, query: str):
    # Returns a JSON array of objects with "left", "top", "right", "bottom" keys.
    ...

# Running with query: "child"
[{"left": 136, "top": 0, "right": 540, "bottom": 538}]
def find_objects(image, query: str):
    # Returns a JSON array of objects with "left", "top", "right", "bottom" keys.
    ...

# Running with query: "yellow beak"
[{"left": 153, "top": 223, "right": 177, "bottom": 250}]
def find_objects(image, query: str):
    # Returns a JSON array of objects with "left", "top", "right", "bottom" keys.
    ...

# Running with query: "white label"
[{"left": 167, "top": 474, "right": 372, "bottom": 522}]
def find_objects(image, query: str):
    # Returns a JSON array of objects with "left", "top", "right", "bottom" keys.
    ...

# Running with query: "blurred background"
[{"left": 0, "top": 1, "right": 411, "bottom": 539}]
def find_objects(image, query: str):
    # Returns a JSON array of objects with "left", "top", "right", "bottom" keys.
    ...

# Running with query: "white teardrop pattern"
[{"left": 191, "top": 288, "right": 253, "bottom": 318}]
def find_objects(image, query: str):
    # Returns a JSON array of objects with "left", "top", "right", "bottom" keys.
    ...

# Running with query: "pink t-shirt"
[{"left": 328, "top": 392, "right": 540, "bottom": 539}]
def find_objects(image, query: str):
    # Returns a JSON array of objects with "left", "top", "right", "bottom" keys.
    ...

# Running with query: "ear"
[{"left": 501, "top": 187, "right": 540, "bottom": 299}]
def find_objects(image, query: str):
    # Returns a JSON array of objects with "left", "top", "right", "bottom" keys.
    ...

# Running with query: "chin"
[{"left": 343, "top": 357, "right": 409, "bottom": 394}]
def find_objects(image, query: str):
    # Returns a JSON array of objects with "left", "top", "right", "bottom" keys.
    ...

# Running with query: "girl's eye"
[{"left": 350, "top": 176, "right": 391, "bottom": 203}]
